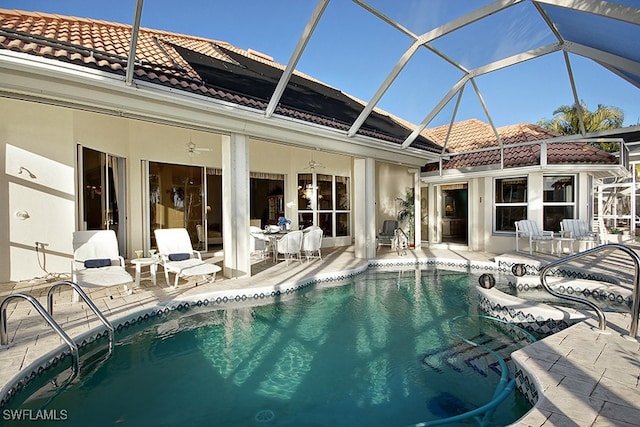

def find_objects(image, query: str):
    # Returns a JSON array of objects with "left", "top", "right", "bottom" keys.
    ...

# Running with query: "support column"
[
  {"left": 410, "top": 168, "right": 421, "bottom": 249},
  {"left": 222, "top": 133, "right": 251, "bottom": 278},
  {"left": 431, "top": 185, "right": 440, "bottom": 244},
  {"left": 632, "top": 164, "right": 637, "bottom": 238},
  {"left": 354, "top": 157, "right": 376, "bottom": 259}
]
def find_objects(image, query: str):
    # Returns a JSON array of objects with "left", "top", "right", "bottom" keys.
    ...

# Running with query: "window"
[
  {"left": 79, "top": 146, "right": 127, "bottom": 255},
  {"left": 543, "top": 175, "right": 575, "bottom": 232},
  {"left": 495, "top": 177, "right": 527, "bottom": 232},
  {"left": 298, "top": 173, "right": 350, "bottom": 237}
]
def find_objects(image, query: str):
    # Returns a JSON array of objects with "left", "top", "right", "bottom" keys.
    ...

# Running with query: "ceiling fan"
[
  {"left": 185, "top": 140, "right": 212, "bottom": 157},
  {"left": 305, "top": 157, "right": 324, "bottom": 171}
]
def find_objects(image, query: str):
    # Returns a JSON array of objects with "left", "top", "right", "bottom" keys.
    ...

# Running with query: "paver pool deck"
[{"left": 1, "top": 245, "right": 639, "bottom": 426}]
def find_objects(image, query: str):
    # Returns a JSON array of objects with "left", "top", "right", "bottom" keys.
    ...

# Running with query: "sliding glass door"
[
  {"left": 148, "top": 162, "right": 205, "bottom": 249},
  {"left": 78, "top": 146, "right": 127, "bottom": 255}
]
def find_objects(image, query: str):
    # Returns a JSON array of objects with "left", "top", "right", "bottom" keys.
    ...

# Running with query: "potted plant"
[
  {"left": 397, "top": 188, "right": 415, "bottom": 248},
  {"left": 277, "top": 216, "right": 291, "bottom": 231},
  {"left": 607, "top": 226, "right": 624, "bottom": 243}
]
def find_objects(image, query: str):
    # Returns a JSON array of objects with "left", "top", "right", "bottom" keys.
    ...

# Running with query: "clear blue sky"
[{"left": 1, "top": 0, "right": 638, "bottom": 128}]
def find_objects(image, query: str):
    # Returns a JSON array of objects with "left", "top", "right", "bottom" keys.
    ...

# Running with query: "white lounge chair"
[
  {"left": 514, "top": 220, "right": 554, "bottom": 255},
  {"left": 302, "top": 228, "right": 323, "bottom": 261},
  {"left": 561, "top": 219, "right": 601, "bottom": 251},
  {"left": 71, "top": 230, "right": 134, "bottom": 301},
  {"left": 276, "top": 230, "right": 303, "bottom": 265},
  {"left": 154, "top": 228, "right": 222, "bottom": 288}
]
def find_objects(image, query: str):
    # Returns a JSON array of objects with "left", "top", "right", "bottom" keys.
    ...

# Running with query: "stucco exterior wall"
[
  {"left": 422, "top": 170, "right": 596, "bottom": 255},
  {"left": 375, "top": 162, "right": 414, "bottom": 233},
  {"left": 1, "top": 99, "right": 76, "bottom": 281}
]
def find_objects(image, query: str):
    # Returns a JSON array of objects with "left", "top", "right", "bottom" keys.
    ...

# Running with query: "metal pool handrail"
[
  {"left": 47, "top": 281, "right": 115, "bottom": 354},
  {"left": 539, "top": 243, "right": 640, "bottom": 337},
  {"left": 0, "top": 293, "right": 79, "bottom": 377}
]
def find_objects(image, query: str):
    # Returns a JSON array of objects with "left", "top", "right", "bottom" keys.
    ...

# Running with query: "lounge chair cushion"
[
  {"left": 84, "top": 258, "right": 112, "bottom": 268},
  {"left": 168, "top": 253, "right": 191, "bottom": 261},
  {"left": 76, "top": 266, "right": 134, "bottom": 287}
]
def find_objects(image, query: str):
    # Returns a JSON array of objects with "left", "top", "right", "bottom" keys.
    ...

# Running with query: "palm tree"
[{"left": 538, "top": 101, "right": 624, "bottom": 152}]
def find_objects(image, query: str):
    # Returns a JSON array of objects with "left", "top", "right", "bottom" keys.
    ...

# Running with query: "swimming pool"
[{"left": 3, "top": 267, "right": 534, "bottom": 426}]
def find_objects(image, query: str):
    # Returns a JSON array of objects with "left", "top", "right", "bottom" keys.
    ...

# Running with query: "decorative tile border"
[
  {"left": 495, "top": 257, "right": 619, "bottom": 285},
  {"left": 477, "top": 293, "right": 580, "bottom": 335},
  {"left": 369, "top": 256, "right": 498, "bottom": 271},
  {"left": 514, "top": 366, "right": 539, "bottom": 406},
  {"left": 507, "top": 280, "right": 632, "bottom": 307}
]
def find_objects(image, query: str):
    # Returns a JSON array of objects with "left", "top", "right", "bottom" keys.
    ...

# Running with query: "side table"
[
  {"left": 131, "top": 257, "right": 160, "bottom": 288},
  {"left": 554, "top": 236, "right": 575, "bottom": 256}
]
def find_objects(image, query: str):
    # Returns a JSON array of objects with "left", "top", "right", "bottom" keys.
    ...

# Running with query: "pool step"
[{"left": 422, "top": 333, "right": 529, "bottom": 378}]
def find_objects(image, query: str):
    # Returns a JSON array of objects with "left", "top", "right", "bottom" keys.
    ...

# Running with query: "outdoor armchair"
[
  {"left": 560, "top": 219, "right": 601, "bottom": 250},
  {"left": 377, "top": 220, "right": 398, "bottom": 247},
  {"left": 514, "top": 219, "right": 554, "bottom": 255}
]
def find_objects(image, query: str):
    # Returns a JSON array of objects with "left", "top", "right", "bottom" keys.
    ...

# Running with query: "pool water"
[{"left": 5, "top": 267, "right": 533, "bottom": 426}]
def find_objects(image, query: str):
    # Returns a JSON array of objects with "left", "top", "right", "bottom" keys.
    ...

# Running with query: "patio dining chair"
[
  {"left": 514, "top": 219, "right": 554, "bottom": 255},
  {"left": 302, "top": 225, "right": 321, "bottom": 233},
  {"left": 276, "top": 230, "right": 303, "bottom": 265},
  {"left": 250, "top": 225, "right": 271, "bottom": 260},
  {"left": 154, "top": 228, "right": 222, "bottom": 288},
  {"left": 301, "top": 228, "right": 323, "bottom": 261},
  {"left": 71, "top": 230, "right": 134, "bottom": 301}
]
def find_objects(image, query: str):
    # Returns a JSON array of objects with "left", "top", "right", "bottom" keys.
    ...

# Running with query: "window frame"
[
  {"left": 493, "top": 176, "right": 528, "bottom": 233},
  {"left": 297, "top": 173, "right": 350, "bottom": 238},
  {"left": 542, "top": 174, "right": 577, "bottom": 232}
]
